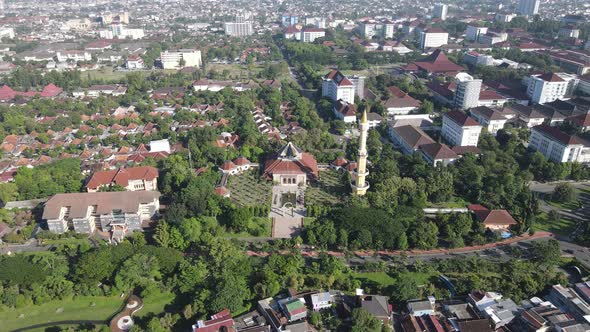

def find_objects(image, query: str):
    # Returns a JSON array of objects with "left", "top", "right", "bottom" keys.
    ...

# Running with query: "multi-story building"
[
  {"left": 559, "top": 26, "right": 581, "bottom": 39},
  {"left": 517, "top": 0, "right": 540, "bottom": 16},
  {"left": 322, "top": 70, "right": 356, "bottom": 104},
  {"left": 160, "top": 49, "right": 202, "bottom": 69},
  {"left": 126, "top": 54, "right": 144, "bottom": 69},
  {"left": 224, "top": 14, "right": 253, "bottom": 37},
  {"left": 465, "top": 25, "right": 488, "bottom": 42},
  {"left": 305, "top": 17, "right": 327, "bottom": 29},
  {"left": 529, "top": 125, "right": 589, "bottom": 163},
  {"left": 42, "top": 191, "right": 161, "bottom": 236},
  {"left": 463, "top": 51, "right": 494, "bottom": 66},
  {"left": 56, "top": 51, "right": 91, "bottom": 62},
  {"left": 442, "top": 110, "right": 483, "bottom": 146},
  {"left": 433, "top": 3, "right": 448, "bottom": 21},
  {"left": 495, "top": 13, "right": 517, "bottom": 23},
  {"left": 478, "top": 31, "right": 508, "bottom": 45},
  {"left": 420, "top": 28, "right": 449, "bottom": 50},
  {"left": 526, "top": 73, "right": 577, "bottom": 104},
  {"left": 300, "top": 28, "right": 325, "bottom": 43},
  {"left": 281, "top": 14, "right": 299, "bottom": 27},
  {"left": 85, "top": 166, "right": 159, "bottom": 192},
  {"left": 454, "top": 73, "right": 482, "bottom": 110},
  {"left": 535, "top": 50, "right": 590, "bottom": 76},
  {"left": 470, "top": 106, "right": 510, "bottom": 135}
]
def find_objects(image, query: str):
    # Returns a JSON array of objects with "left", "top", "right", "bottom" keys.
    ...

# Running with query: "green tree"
[
  {"left": 351, "top": 308, "right": 382, "bottom": 332},
  {"left": 552, "top": 183, "right": 576, "bottom": 203},
  {"left": 409, "top": 221, "right": 439, "bottom": 249}
]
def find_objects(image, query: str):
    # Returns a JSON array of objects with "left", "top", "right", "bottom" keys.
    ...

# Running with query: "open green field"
[
  {"left": 305, "top": 169, "right": 348, "bottom": 206},
  {"left": 352, "top": 271, "right": 436, "bottom": 288},
  {"left": 533, "top": 212, "right": 577, "bottom": 236},
  {"left": 83, "top": 67, "right": 177, "bottom": 82},
  {"left": 226, "top": 171, "right": 272, "bottom": 207},
  {"left": 0, "top": 292, "right": 174, "bottom": 331},
  {"left": 207, "top": 62, "right": 291, "bottom": 82}
]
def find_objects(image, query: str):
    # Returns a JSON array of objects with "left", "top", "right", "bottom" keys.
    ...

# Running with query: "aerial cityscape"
[{"left": 1, "top": 0, "right": 590, "bottom": 331}]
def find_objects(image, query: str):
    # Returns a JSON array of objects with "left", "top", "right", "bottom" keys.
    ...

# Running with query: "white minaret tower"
[{"left": 352, "top": 108, "right": 370, "bottom": 196}]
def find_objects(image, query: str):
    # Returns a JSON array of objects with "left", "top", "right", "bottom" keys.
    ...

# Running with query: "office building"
[
  {"left": 465, "top": 24, "right": 488, "bottom": 41},
  {"left": 526, "top": 73, "right": 577, "bottom": 104},
  {"left": 433, "top": 3, "right": 448, "bottom": 21},
  {"left": 517, "top": 0, "right": 540, "bottom": 16},
  {"left": 160, "top": 49, "right": 202, "bottom": 69},
  {"left": 442, "top": 110, "right": 483, "bottom": 147},
  {"left": 420, "top": 28, "right": 449, "bottom": 50},
  {"left": 529, "top": 125, "right": 589, "bottom": 163},
  {"left": 454, "top": 73, "right": 482, "bottom": 110},
  {"left": 224, "top": 15, "right": 253, "bottom": 37}
]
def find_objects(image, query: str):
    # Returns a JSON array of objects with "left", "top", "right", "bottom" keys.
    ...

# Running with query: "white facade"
[
  {"left": 495, "top": 13, "right": 517, "bottom": 22},
  {"left": 301, "top": 29, "right": 325, "bottom": 43},
  {"left": 160, "top": 50, "right": 202, "bottom": 69},
  {"left": 0, "top": 27, "right": 14, "bottom": 39},
  {"left": 517, "top": 0, "right": 540, "bottom": 16},
  {"left": 454, "top": 73, "right": 482, "bottom": 110},
  {"left": 442, "top": 112, "right": 482, "bottom": 147},
  {"left": 527, "top": 73, "right": 577, "bottom": 104},
  {"left": 223, "top": 22, "right": 253, "bottom": 37},
  {"left": 384, "top": 23, "right": 395, "bottom": 39},
  {"left": 530, "top": 126, "right": 587, "bottom": 163},
  {"left": 433, "top": 3, "right": 448, "bottom": 20},
  {"left": 56, "top": 51, "right": 91, "bottom": 62},
  {"left": 478, "top": 32, "right": 508, "bottom": 45},
  {"left": 322, "top": 71, "right": 357, "bottom": 104},
  {"left": 466, "top": 25, "right": 488, "bottom": 41},
  {"left": 420, "top": 31, "right": 449, "bottom": 50}
]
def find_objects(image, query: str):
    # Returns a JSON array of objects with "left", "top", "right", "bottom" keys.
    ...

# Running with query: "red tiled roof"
[
  {"left": 325, "top": 70, "right": 353, "bottom": 86},
  {"left": 476, "top": 209, "right": 518, "bottom": 226},
  {"left": 478, "top": 90, "right": 506, "bottom": 101},
  {"left": 538, "top": 73, "right": 564, "bottom": 82},
  {"left": 412, "top": 49, "right": 464, "bottom": 74},
  {"left": 419, "top": 143, "right": 458, "bottom": 160},
  {"left": 567, "top": 112, "right": 590, "bottom": 127},
  {"left": 220, "top": 161, "right": 237, "bottom": 171},
  {"left": 332, "top": 156, "right": 348, "bottom": 167},
  {"left": 86, "top": 166, "right": 158, "bottom": 190},
  {"left": 533, "top": 124, "right": 583, "bottom": 145},
  {"left": 233, "top": 156, "right": 251, "bottom": 166},
  {"left": 334, "top": 99, "right": 357, "bottom": 117},
  {"left": 263, "top": 144, "right": 318, "bottom": 179},
  {"left": 444, "top": 110, "right": 480, "bottom": 127}
]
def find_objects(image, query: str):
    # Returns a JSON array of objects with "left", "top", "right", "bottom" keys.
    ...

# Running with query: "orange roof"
[{"left": 86, "top": 166, "right": 159, "bottom": 190}]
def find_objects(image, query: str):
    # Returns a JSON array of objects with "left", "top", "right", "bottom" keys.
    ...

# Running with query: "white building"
[
  {"left": 517, "top": 0, "right": 540, "bottom": 16},
  {"left": 0, "top": 27, "right": 14, "bottom": 39},
  {"left": 420, "top": 28, "right": 449, "bottom": 50},
  {"left": 495, "top": 13, "right": 517, "bottom": 23},
  {"left": 470, "top": 106, "right": 510, "bottom": 135},
  {"left": 433, "top": 3, "right": 448, "bottom": 21},
  {"left": 160, "top": 49, "right": 202, "bottom": 69},
  {"left": 465, "top": 25, "right": 488, "bottom": 41},
  {"left": 442, "top": 110, "right": 483, "bottom": 147},
  {"left": 463, "top": 52, "right": 494, "bottom": 66},
  {"left": 224, "top": 15, "right": 253, "bottom": 37},
  {"left": 305, "top": 17, "right": 327, "bottom": 29},
  {"left": 526, "top": 73, "right": 577, "bottom": 104},
  {"left": 149, "top": 139, "right": 171, "bottom": 154},
  {"left": 126, "top": 54, "right": 144, "bottom": 69},
  {"left": 322, "top": 70, "right": 356, "bottom": 104},
  {"left": 530, "top": 125, "right": 589, "bottom": 163},
  {"left": 333, "top": 99, "right": 357, "bottom": 123},
  {"left": 454, "top": 73, "right": 482, "bottom": 110},
  {"left": 301, "top": 28, "right": 325, "bottom": 43},
  {"left": 478, "top": 31, "right": 508, "bottom": 45},
  {"left": 56, "top": 51, "right": 91, "bottom": 62},
  {"left": 384, "top": 21, "right": 395, "bottom": 39}
]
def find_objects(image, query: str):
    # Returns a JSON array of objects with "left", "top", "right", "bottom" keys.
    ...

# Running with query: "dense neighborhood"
[{"left": 0, "top": 0, "right": 590, "bottom": 331}]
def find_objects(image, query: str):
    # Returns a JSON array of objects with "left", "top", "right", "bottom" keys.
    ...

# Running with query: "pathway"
[
  {"left": 109, "top": 295, "right": 143, "bottom": 332},
  {"left": 247, "top": 231, "right": 554, "bottom": 258},
  {"left": 270, "top": 185, "right": 306, "bottom": 238}
]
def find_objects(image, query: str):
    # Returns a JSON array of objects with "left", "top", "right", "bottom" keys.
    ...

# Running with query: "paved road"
[{"left": 529, "top": 180, "right": 590, "bottom": 194}]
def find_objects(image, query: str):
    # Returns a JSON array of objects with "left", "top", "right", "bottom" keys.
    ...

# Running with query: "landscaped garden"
[
  {"left": 305, "top": 169, "right": 349, "bottom": 206},
  {"left": 226, "top": 170, "right": 272, "bottom": 207}
]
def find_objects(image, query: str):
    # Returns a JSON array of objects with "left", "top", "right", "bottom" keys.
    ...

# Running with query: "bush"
[{"left": 552, "top": 183, "right": 576, "bottom": 203}]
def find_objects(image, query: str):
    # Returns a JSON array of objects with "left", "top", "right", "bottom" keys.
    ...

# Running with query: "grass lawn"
[
  {"left": 533, "top": 212, "right": 577, "bottom": 236},
  {"left": 0, "top": 292, "right": 174, "bottom": 331},
  {"left": 226, "top": 171, "right": 272, "bottom": 207},
  {"left": 547, "top": 200, "right": 582, "bottom": 210},
  {"left": 207, "top": 62, "right": 291, "bottom": 82},
  {"left": 352, "top": 271, "right": 436, "bottom": 289},
  {"left": 305, "top": 169, "right": 348, "bottom": 206}
]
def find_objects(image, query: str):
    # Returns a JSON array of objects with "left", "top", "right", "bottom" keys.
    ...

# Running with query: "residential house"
[
  {"left": 279, "top": 298, "right": 307, "bottom": 322},
  {"left": 309, "top": 292, "right": 332, "bottom": 311},
  {"left": 359, "top": 295, "right": 391, "bottom": 326}
]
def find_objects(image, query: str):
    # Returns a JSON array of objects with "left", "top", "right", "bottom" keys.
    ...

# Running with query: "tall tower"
[{"left": 352, "top": 109, "right": 370, "bottom": 196}]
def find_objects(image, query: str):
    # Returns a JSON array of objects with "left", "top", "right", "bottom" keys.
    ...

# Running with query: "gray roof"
[
  {"left": 361, "top": 295, "right": 390, "bottom": 318},
  {"left": 42, "top": 191, "right": 160, "bottom": 220}
]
